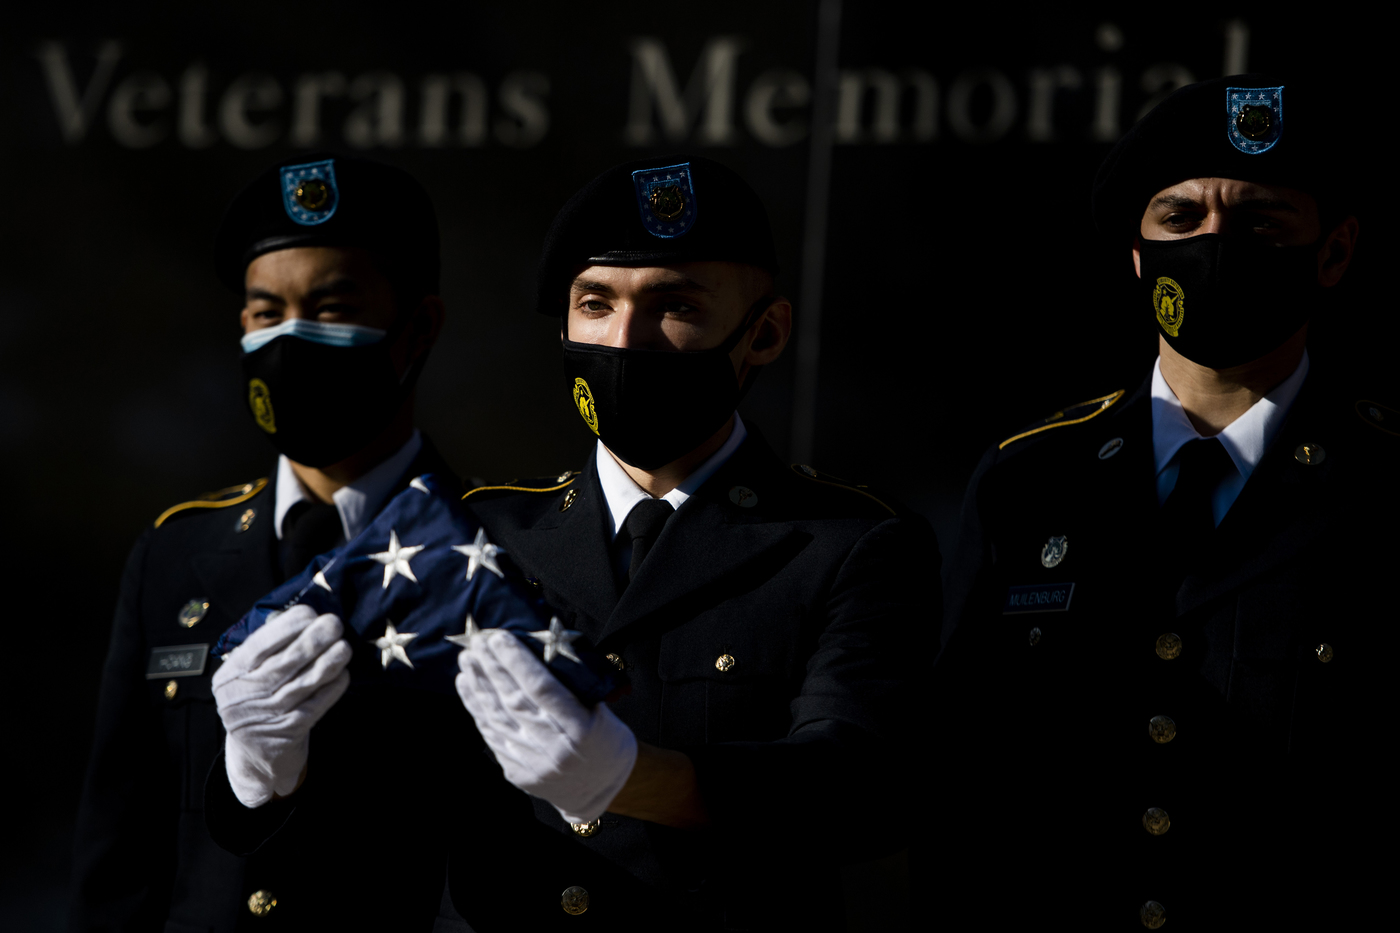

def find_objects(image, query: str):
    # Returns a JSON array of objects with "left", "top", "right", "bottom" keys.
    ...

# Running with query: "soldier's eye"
[
  {"left": 583, "top": 300, "right": 609, "bottom": 312},
  {"left": 661, "top": 301, "right": 696, "bottom": 315}
]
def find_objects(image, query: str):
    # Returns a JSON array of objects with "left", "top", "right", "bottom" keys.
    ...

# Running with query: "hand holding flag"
[{"left": 215, "top": 474, "right": 616, "bottom": 705}]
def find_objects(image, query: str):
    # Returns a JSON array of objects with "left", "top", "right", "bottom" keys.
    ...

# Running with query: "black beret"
[
  {"left": 214, "top": 153, "right": 440, "bottom": 294},
  {"left": 535, "top": 155, "right": 778, "bottom": 315},
  {"left": 1092, "top": 75, "right": 1346, "bottom": 241}
]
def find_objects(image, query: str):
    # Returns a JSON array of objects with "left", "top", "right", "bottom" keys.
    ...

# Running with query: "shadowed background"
[{"left": 0, "top": 4, "right": 1384, "bottom": 928}]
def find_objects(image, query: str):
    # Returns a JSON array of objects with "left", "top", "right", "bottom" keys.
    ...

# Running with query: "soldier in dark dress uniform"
[
  {"left": 449, "top": 156, "right": 931, "bottom": 931},
  {"left": 69, "top": 154, "right": 468, "bottom": 932},
  {"left": 936, "top": 76, "right": 1387, "bottom": 930}
]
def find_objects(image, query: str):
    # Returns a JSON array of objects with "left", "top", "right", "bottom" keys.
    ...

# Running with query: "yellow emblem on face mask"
[
  {"left": 1152, "top": 276, "right": 1185, "bottom": 337},
  {"left": 572, "top": 378, "right": 599, "bottom": 435},
  {"left": 248, "top": 378, "right": 277, "bottom": 434}
]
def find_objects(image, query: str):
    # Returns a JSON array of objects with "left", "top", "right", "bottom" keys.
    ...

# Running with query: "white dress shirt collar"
[
  {"left": 595, "top": 413, "right": 748, "bottom": 540},
  {"left": 273, "top": 429, "right": 424, "bottom": 542},
  {"left": 1150, "top": 353, "right": 1309, "bottom": 523},
  {"left": 1151, "top": 352, "right": 1309, "bottom": 480}
]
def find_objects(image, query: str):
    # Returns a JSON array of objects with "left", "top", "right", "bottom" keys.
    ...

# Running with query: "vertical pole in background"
[{"left": 789, "top": 0, "right": 842, "bottom": 466}]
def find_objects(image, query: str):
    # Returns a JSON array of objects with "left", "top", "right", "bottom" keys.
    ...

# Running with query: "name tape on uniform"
[
  {"left": 146, "top": 644, "right": 210, "bottom": 679},
  {"left": 1003, "top": 583, "right": 1075, "bottom": 614}
]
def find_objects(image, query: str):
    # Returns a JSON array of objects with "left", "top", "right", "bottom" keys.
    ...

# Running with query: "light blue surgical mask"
[{"left": 239, "top": 318, "right": 387, "bottom": 354}]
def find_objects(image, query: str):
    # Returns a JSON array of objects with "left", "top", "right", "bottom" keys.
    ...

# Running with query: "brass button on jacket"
[
  {"left": 1028, "top": 626, "right": 1042, "bottom": 646},
  {"left": 1142, "top": 807, "right": 1171, "bottom": 835},
  {"left": 1154, "top": 632, "right": 1182, "bottom": 660},
  {"left": 571, "top": 819, "right": 600, "bottom": 837},
  {"left": 247, "top": 889, "right": 277, "bottom": 917},
  {"left": 1140, "top": 901, "right": 1166, "bottom": 929},
  {"left": 1148, "top": 715, "right": 1177, "bottom": 744},
  {"left": 561, "top": 885, "right": 589, "bottom": 915},
  {"left": 163, "top": 680, "right": 178, "bottom": 701},
  {"left": 1316, "top": 642, "right": 1334, "bottom": 663},
  {"left": 715, "top": 654, "right": 736, "bottom": 672}
]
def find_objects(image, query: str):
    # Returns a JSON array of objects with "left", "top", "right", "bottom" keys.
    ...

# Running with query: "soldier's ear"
[{"left": 1132, "top": 236, "right": 1143, "bottom": 280}]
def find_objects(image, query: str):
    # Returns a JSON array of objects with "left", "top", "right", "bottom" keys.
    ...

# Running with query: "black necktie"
[
  {"left": 1160, "top": 437, "right": 1234, "bottom": 583},
  {"left": 280, "top": 499, "right": 344, "bottom": 580},
  {"left": 621, "top": 498, "right": 675, "bottom": 588}
]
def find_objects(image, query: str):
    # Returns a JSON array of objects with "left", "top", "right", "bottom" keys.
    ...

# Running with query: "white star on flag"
[
  {"left": 527, "top": 616, "right": 583, "bottom": 664},
  {"left": 369, "top": 528, "right": 426, "bottom": 589},
  {"left": 445, "top": 613, "right": 482, "bottom": 648},
  {"left": 374, "top": 620, "right": 417, "bottom": 669},
  {"left": 451, "top": 528, "right": 504, "bottom": 580}
]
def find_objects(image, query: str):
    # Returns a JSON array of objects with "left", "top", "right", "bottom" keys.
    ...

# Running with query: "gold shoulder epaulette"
[
  {"left": 790, "top": 464, "right": 896, "bottom": 517},
  {"left": 999, "top": 390, "right": 1126, "bottom": 450},
  {"left": 1356, "top": 400, "right": 1400, "bottom": 437},
  {"left": 154, "top": 478, "right": 268, "bottom": 528},
  {"left": 462, "top": 471, "right": 579, "bottom": 501}
]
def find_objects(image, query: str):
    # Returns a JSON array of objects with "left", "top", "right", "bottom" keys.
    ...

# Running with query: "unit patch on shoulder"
[
  {"left": 632, "top": 162, "right": 697, "bottom": 239},
  {"left": 1356, "top": 399, "right": 1400, "bottom": 437},
  {"left": 999, "top": 390, "right": 1126, "bottom": 450},
  {"left": 790, "top": 464, "right": 896, "bottom": 516},
  {"left": 154, "top": 478, "right": 269, "bottom": 528}
]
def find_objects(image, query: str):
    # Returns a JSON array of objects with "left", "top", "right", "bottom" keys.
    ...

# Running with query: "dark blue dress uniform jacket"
[
  {"left": 458, "top": 427, "right": 930, "bottom": 931},
  {"left": 70, "top": 442, "right": 480, "bottom": 933},
  {"left": 934, "top": 371, "right": 1393, "bottom": 931}
]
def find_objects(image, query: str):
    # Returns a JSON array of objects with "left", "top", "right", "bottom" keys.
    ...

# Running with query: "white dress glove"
[
  {"left": 212, "top": 604, "right": 352, "bottom": 808},
  {"left": 455, "top": 630, "right": 638, "bottom": 824}
]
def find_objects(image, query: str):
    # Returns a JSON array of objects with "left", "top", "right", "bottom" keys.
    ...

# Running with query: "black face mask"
[
  {"left": 241, "top": 317, "right": 420, "bottom": 468},
  {"left": 1138, "top": 234, "right": 1321, "bottom": 369},
  {"left": 561, "top": 297, "right": 770, "bottom": 470}
]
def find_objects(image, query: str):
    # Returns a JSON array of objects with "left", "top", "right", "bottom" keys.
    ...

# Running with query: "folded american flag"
[{"left": 214, "top": 474, "right": 616, "bottom": 705}]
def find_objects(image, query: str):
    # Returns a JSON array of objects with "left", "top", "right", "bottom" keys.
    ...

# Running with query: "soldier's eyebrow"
[
  {"left": 570, "top": 277, "right": 714, "bottom": 295},
  {"left": 245, "top": 287, "right": 283, "bottom": 303},
  {"left": 245, "top": 278, "right": 364, "bottom": 304},
  {"left": 1148, "top": 195, "right": 1204, "bottom": 212},
  {"left": 571, "top": 280, "right": 615, "bottom": 294},
  {"left": 1148, "top": 194, "right": 1301, "bottom": 214}
]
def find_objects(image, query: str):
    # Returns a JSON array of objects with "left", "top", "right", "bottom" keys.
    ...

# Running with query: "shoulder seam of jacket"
[
  {"left": 462, "top": 474, "right": 578, "bottom": 501},
  {"left": 998, "top": 389, "right": 1126, "bottom": 450},
  {"left": 789, "top": 465, "right": 897, "bottom": 517},
  {"left": 154, "top": 477, "right": 269, "bottom": 528}
]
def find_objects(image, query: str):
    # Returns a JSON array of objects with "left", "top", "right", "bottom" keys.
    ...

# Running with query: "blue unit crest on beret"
[
  {"left": 632, "top": 163, "right": 697, "bottom": 239},
  {"left": 280, "top": 159, "right": 340, "bottom": 226},
  {"left": 1227, "top": 86, "right": 1284, "bottom": 154}
]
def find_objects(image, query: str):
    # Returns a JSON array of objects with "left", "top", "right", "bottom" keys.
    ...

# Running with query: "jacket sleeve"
[
  {"left": 69, "top": 529, "right": 176, "bottom": 932},
  {"left": 684, "top": 515, "right": 932, "bottom": 863},
  {"left": 203, "top": 750, "right": 301, "bottom": 857}
]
